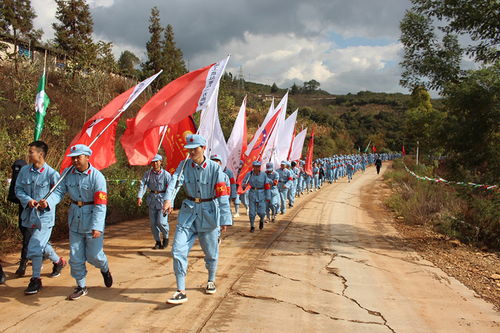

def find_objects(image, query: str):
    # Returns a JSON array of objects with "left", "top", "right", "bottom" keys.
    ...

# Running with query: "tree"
[
  {"left": 118, "top": 50, "right": 140, "bottom": 78},
  {"left": 161, "top": 24, "right": 186, "bottom": 84},
  {"left": 290, "top": 82, "right": 300, "bottom": 95},
  {"left": 0, "top": 0, "right": 37, "bottom": 72},
  {"left": 53, "top": 0, "right": 94, "bottom": 73},
  {"left": 303, "top": 79, "right": 320, "bottom": 92},
  {"left": 95, "top": 41, "right": 116, "bottom": 73},
  {"left": 404, "top": 86, "right": 444, "bottom": 155},
  {"left": 142, "top": 6, "right": 163, "bottom": 89},
  {"left": 270, "top": 82, "right": 278, "bottom": 93}
]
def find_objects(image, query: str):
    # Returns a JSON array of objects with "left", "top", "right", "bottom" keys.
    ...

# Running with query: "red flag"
[
  {"left": 237, "top": 109, "right": 282, "bottom": 193},
  {"left": 161, "top": 117, "right": 196, "bottom": 174},
  {"left": 60, "top": 86, "right": 136, "bottom": 172},
  {"left": 402, "top": 145, "right": 406, "bottom": 156},
  {"left": 287, "top": 129, "right": 296, "bottom": 160},
  {"left": 123, "top": 58, "right": 227, "bottom": 153},
  {"left": 372, "top": 145, "right": 377, "bottom": 153},
  {"left": 304, "top": 128, "right": 315, "bottom": 177}
]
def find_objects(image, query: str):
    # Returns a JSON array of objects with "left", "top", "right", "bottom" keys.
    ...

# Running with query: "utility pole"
[{"left": 416, "top": 140, "right": 419, "bottom": 166}]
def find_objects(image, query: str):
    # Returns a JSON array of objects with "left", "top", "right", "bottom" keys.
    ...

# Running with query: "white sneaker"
[
  {"left": 233, "top": 213, "right": 240, "bottom": 218},
  {"left": 167, "top": 291, "right": 188, "bottom": 304},
  {"left": 206, "top": 281, "right": 216, "bottom": 294}
]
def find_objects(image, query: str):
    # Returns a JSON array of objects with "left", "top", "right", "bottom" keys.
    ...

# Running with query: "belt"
[
  {"left": 71, "top": 200, "right": 94, "bottom": 207},
  {"left": 150, "top": 190, "right": 166, "bottom": 194},
  {"left": 186, "top": 196, "right": 214, "bottom": 203}
]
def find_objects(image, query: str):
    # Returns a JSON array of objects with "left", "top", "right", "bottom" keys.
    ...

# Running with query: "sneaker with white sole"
[
  {"left": 167, "top": 291, "right": 188, "bottom": 304},
  {"left": 206, "top": 281, "right": 216, "bottom": 294},
  {"left": 233, "top": 212, "right": 240, "bottom": 218},
  {"left": 68, "top": 286, "right": 88, "bottom": 300}
]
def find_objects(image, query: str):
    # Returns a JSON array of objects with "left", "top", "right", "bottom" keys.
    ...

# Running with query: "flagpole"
[{"left": 42, "top": 71, "right": 163, "bottom": 200}]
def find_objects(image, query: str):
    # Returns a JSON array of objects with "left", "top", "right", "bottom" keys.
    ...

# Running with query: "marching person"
[
  {"left": 162, "top": 134, "right": 232, "bottom": 305},
  {"left": 264, "top": 162, "right": 279, "bottom": 223},
  {"left": 15, "top": 141, "right": 66, "bottom": 295},
  {"left": 242, "top": 161, "right": 271, "bottom": 231},
  {"left": 210, "top": 154, "right": 232, "bottom": 245},
  {"left": 288, "top": 161, "right": 299, "bottom": 206},
  {"left": 8, "top": 159, "right": 31, "bottom": 277},
  {"left": 137, "top": 154, "right": 172, "bottom": 250},
  {"left": 41, "top": 144, "right": 113, "bottom": 300},
  {"left": 375, "top": 156, "right": 382, "bottom": 174},
  {"left": 276, "top": 161, "right": 293, "bottom": 214}
]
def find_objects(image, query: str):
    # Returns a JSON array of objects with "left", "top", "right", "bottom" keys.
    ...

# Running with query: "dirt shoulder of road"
[{"left": 367, "top": 177, "right": 500, "bottom": 311}]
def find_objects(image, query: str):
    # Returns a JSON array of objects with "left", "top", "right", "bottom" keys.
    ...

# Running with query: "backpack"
[{"left": 7, "top": 160, "right": 27, "bottom": 204}]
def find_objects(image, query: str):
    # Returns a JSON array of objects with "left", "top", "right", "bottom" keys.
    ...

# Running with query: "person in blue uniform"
[
  {"left": 41, "top": 144, "right": 113, "bottom": 300},
  {"left": 162, "top": 135, "right": 232, "bottom": 305},
  {"left": 288, "top": 161, "right": 299, "bottom": 205},
  {"left": 264, "top": 162, "right": 279, "bottom": 222},
  {"left": 137, "top": 154, "right": 172, "bottom": 249},
  {"left": 242, "top": 161, "right": 271, "bottom": 232},
  {"left": 15, "top": 141, "right": 66, "bottom": 295},
  {"left": 276, "top": 161, "right": 292, "bottom": 214}
]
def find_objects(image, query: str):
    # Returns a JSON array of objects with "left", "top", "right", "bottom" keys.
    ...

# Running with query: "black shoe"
[
  {"left": 259, "top": 220, "right": 264, "bottom": 230},
  {"left": 162, "top": 238, "right": 169, "bottom": 249},
  {"left": 24, "top": 277, "right": 42, "bottom": 295},
  {"left": 167, "top": 291, "right": 187, "bottom": 304},
  {"left": 250, "top": 226, "right": 255, "bottom": 233},
  {"left": 68, "top": 286, "right": 88, "bottom": 300},
  {"left": 49, "top": 257, "right": 67, "bottom": 278},
  {"left": 101, "top": 270, "right": 113, "bottom": 288},
  {"left": 152, "top": 241, "right": 161, "bottom": 250},
  {"left": 0, "top": 266, "right": 6, "bottom": 284},
  {"left": 15, "top": 259, "right": 28, "bottom": 277}
]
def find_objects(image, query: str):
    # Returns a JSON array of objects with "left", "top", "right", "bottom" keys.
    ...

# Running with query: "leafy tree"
[
  {"left": 0, "top": 0, "right": 37, "bottom": 72},
  {"left": 142, "top": 6, "right": 163, "bottom": 89},
  {"left": 118, "top": 50, "right": 140, "bottom": 78},
  {"left": 53, "top": 0, "right": 94, "bottom": 72},
  {"left": 95, "top": 40, "right": 116, "bottom": 73},
  {"left": 270, "top": 82, "right": 278, "bottom": 93},
  {"left": 162, "top": 24, "right": 186, "bottom": 84},
  {"left": 303, "top": 79, "right": 320, "bottom": 92}
]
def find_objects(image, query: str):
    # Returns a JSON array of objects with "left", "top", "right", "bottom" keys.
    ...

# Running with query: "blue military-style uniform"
[
  {"left": 164, "top": 135, "right": 232, "bottom": 293},
  {"left": 264, "top": 163, "right": 280, "bottom": 222},
  {"left": 287, "top": 164, "right": 299, "bottom": 206},
  {"left": 276, "top": 162, "right": 293, "bottom": 213},
  {"left": 49, "top": 145, "right": 110, "bottom": 289},
  {"left": 15, "top": 163, "right": 62, "bottom": 279},
  {"left": 242, "top": 161, "right": 271, "bottom": 231},
  {"left": 138, "top": 154, "right": 172, "bottom": 246}
]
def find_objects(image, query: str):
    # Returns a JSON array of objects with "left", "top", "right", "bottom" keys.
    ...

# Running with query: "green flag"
[{"left": 34, "top": 71, "right": 50, "bottom": 141}]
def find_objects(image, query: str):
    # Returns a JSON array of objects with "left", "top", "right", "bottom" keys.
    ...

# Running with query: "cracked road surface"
[{"left": 1, "top": 165, "right": 498, "bottom": 332}]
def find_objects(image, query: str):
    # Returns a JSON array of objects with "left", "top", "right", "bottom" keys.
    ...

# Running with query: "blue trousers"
[
  {"left": 69, "top": 230, "right": 109, "bottom": 288},
  {"left": 287, "top": 181, "right": 296, "bottom": 206},
  {"left": 149, "top": 208, "right": 169, "bottom": 241},
  {"left": 172, "top": 225, "right": 219, "bottom": 291},
  {"left": 279, "top": 189, "right": 288, "bottom": 213},
  {"left": 266, "top": 188, "right": 280, "bottom": 218},
  {"left": 27, "top": 226, "right": 60, "bottom": 278}
]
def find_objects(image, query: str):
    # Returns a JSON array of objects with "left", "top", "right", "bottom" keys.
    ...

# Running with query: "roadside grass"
[{"left": 385, "top": 158, "right": 500, "bottom": 251}]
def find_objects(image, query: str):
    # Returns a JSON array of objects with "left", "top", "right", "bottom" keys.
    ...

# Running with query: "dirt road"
[{"left": 1, "top": 165, "right": 498, "bottom": 332}]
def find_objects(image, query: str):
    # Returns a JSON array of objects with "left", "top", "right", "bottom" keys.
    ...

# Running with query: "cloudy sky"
[{"left": 32, "top": 0, "right": 413, "bottom": 95}]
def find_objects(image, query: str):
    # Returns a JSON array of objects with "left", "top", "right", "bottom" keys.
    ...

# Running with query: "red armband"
[
  {"left": 94, "top": 191, "right": 108, "bottom": 205},
  {"left": 273, "top": 180, "right": 278, "bottom": 186},
  {"left": 288, "top": 177, "right": 293, "bottom": 181},
  {"left": 264, "top": 183, "right": 271, "bottom": 190},
  {"left": 229, "top": 177, "right": 236, "bottom": 185},
  {"left": 215, "top": 182, "right": 229, "bottom": 197}
]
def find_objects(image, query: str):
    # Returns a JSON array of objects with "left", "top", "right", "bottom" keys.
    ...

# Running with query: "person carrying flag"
[
  {"left": 15, "top": 141, "right": 66, "bottom": 295},
  {"left": 40, "top": 144, "right": 113, "bottom": 300},
  {"left": 137, "top": 154, "right": 172, "bottom": 250}
]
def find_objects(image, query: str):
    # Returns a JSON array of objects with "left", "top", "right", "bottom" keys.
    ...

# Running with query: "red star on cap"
[{"left": 189, "top": 138, "right": 194, "bottom": 142}]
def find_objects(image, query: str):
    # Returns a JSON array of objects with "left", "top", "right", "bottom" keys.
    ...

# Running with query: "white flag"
[
  {"left": 289, "top": 128, "right": 308, "bottom": 161},
  {"left": 226, "top": 95, "right": 247, "bottom": 175},
  {"left": 274, "top": 109, "right": 298, "bottom": 164},
  {"left": 198, "top": 84, "right": 229, "bottom": 167}
]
